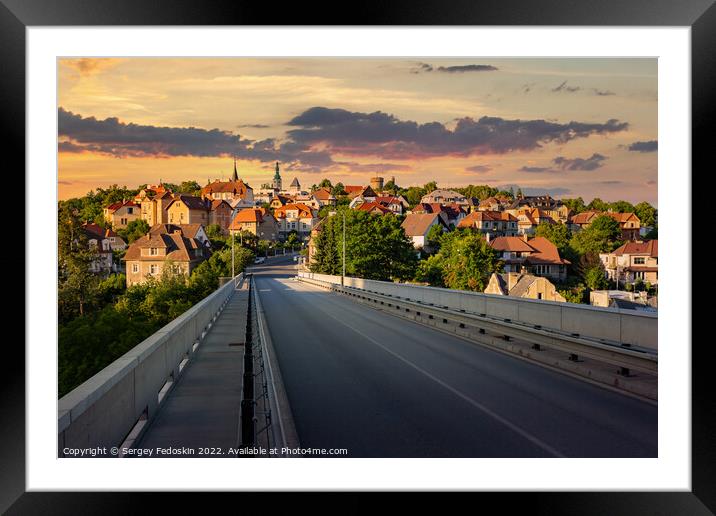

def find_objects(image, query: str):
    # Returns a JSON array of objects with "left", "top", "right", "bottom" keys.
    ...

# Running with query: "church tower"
[
  {"left": 272, "top": 161, "right": 282, "bottom": 191},
  {"left": 231, "top": 158, "right": 239, "bottom": 182}
]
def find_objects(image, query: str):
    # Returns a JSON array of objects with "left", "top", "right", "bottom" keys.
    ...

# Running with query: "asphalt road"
[{"left": 252, "top": 256, "right": 657, "bottom": 458}]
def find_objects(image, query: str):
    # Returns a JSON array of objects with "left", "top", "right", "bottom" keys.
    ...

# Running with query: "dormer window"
[{"left": 150, "top": 247, "right": 158, "bottom": 256}]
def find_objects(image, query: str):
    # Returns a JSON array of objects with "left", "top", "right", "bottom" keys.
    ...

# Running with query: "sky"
[{"left": 57, "top": 57, "right": 658, "bottom": 204}]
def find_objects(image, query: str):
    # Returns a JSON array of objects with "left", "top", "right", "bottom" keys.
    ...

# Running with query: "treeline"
[{"left": 310, "top": 210, "right": 653, "bottom": 304}]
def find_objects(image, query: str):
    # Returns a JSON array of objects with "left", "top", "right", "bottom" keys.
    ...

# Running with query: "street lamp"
[{"left": 341, "top": 210, "right": 346, "bottom": 287}]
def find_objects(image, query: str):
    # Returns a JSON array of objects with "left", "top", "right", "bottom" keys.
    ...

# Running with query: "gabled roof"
[
  {"left": 313, "top": 188, "right": 335, "bottom": 201},
  {"left": 523, "top": 236, "right": 570, "bottom": 265},
  {"left": 290, "top": 177, "right": 301, "bottom": 187},
  {"left": 401, "top": 213, "right": 442, "bottom": 237},
  {"left": 166, "top": 195, "right": 209, "bottom": 211},
  {"left": 613, "top": 239, "right": 658, "bottom": 258},
  {"left": 210, "top": 199, "right": 232, "bottom": 210},
  {"left": 274, "top": 203, "right": 315, "bottom": 219},
  {"left": 343, "top": 185, "right": 364, "bottom": 195},
  {"left": 489, "top": 236, "right": 535, "bottom": 252},
  {"left": 356, "top": 202, "right": 392, "bottom": 214},
  {"left": 200, "top": 179, "right": 252, "bottom": 196},
  {"left": 457, "top": 210, "right": 517, "bottom": 228},
  {"left": 569, "top": 211, "right": 600, "bottom": 225},
  {"left": 230, "top": 208, "right": 265, "bottom": 226},
  {"left": 123, "top": 230, "right": 209, "bottom": 263},
  {"left": 149, "top": 223, "right": 206, "bottom": 242}
]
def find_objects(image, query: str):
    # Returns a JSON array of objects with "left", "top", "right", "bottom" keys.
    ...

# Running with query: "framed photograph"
[{"left": 6, "top": 0, "right": 711, "bottom": 511}]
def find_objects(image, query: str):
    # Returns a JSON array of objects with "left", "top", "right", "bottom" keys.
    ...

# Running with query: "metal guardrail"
[{"left": 297, "top": 275, "right": 657, "bottom": 376}]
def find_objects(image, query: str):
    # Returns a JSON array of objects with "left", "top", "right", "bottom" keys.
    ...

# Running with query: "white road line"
[{"left": 314, "top": 296, "right": 566, "bottom": 458}]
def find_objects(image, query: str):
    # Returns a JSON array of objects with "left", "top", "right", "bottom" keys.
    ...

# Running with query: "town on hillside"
[{"left": 60, "top": 160, "right": 658, "bottom": 311}]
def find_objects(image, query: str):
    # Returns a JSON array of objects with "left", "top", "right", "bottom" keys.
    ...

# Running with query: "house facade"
[
  {"left": 165, "top": 195, "right": 210, "bottom": 225},
  {"left": 489, "top": 235, "right": 570, "bottom": 281},
  {"left": 600, "top": 239, "right": 658, "bottom": 286},
  {"left": 123, "top": 225, "right": 210, "bottom": 286},
  {"left": 420, "top": 189, "right": 468, "bottom": 206},
  {"left": 273, "top": 203, "right": 318, "bottom": 241},
  {"left": 401, "top": 212, "right": 446, "bottom": 249},
  {"left": 484, "top": 272, "right": 566, "bottom": 302},
  {"left": 208, "top": 199, "right": 233, "bottom": 233},
  {"left": 83, "top": 223, "right": 127, "bottom": 273},
  {"left": 457, "top": 210, "right": 518, "bottom": 237},
  {"left": 103, "top": 200, "right": 141, "bottom": 229},
  {"left": 229, "top": 208, "right": 279, "bottom": 241}
]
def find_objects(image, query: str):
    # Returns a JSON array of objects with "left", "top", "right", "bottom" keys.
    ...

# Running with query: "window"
[
  {"left": 150, "top": 264, "right": 158, "bottom": 275},
  {"left": 634, "top": 257, "right": 645, "bottom": 265},
  {"left": 121, "top": 218, "right": 127, "bottom": 225},
  {"left": 132, "top": 264, "right": 139, "bottom": 273},
  {"left": 127, "top": 207, "right": 133, "bottom": 214},
  {"left": 150, "top": 247, "right": 158, "bottom": 256}
]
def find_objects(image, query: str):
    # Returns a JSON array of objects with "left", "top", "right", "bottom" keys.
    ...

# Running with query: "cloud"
[
  {"left": 520, "top": 83, "right": 536, "bottom": 94},
  {"left": 60, "top": 58, "right": 124, "bottom": 77},
  {"left": 466, "top": 165, "right": 493, "bottom": 173},
  {"left": 551, "top": 81, "right": 581, "bottom": 93},
  {"left": 237, "top": 124, "right": 270, "bottom": 129},
  {"left": 593, "top": 89, "right": 616, "bottom": 96},
  {"left": 286, "top": 106, "right": 628, "bottom": 159},
  {"left": 519, "top": 166, "right": 554, "bottom": 173},
  {"left": 599, "top": 180, "right": 623, "bottom": 185},
  {"left": 628, "top": 140, "right": 658, "bottom": 152},
  {"left": 335, "top": 162, "right": 412, "bottom": 173},
  {"left": 58, "top": 107, "right": 337, "bottom": 170},
  {"left": 552, "top": 153, "right": 607, "bottom": 171},
  {"left": 411, "top": 62, "right": 498, "bottom": 74}
]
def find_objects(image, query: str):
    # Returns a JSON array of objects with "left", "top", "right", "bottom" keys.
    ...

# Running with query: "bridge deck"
[{"left": 135, "top": 284, "right": 249, "bottom": 456}]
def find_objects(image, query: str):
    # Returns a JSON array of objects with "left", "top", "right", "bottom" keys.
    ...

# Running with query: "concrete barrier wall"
[
  {"left": 58, "top": 274, "right": 242, "bottom": 454},
  {"left": 298, "top": 272, "right": 657, "bottom": 350}
]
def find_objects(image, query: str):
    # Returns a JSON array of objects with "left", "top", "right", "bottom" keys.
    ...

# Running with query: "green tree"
[
  {"left": 576, "top": 252, "right": 608, "bottom": 291},
  {"left": 423, "top": 181, "right": 438, "bottom": 194},
  {"left": 117, "top": 218, "right": 150, "bottom": 244},
  {"left": 332, "top": 182, "right": 346, "bottom": 196},
  {"left": 634, "top": 201, "right": 657, "bottom": 228},
  {"left": 318, "top": 178, "right": 333, "bottom": 189},
  {"left": 570, "top": 215, "right": 622, "bottom": 255},
  {"left": 587, "top": 197, "right": 609, "bottom": 212},
  {"left": 404, "top": 186, "right": 427, "bottom": 207},
  {"left": 456, "top": 184, "right": 498, "bottom": 201},
  {"left": 561, "top": 197, "right": 587, "bottom": 214},
  {"left": 609, "top": 200, "right": 635, "bottom": 213},
  {"left": 178, "top": 180, "right": 202, "bottom": 195},
  {"left": 426, "top": 223, "right": 445, "bottom": 251},
  {"left": 415, "top": 231, "right": 502, "bottom": 291},
  {"left": 534, "top": 222, "right": 571, "bottom": 256}
]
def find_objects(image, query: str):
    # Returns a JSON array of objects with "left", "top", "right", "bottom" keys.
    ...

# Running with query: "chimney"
[{"left": 523, "top": 233, "right": 529, "bottom": 242}]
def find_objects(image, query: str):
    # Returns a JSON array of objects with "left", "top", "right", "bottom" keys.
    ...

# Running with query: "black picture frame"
[{"left": 4, "top": 0, "right": 710, "bottom": 512}]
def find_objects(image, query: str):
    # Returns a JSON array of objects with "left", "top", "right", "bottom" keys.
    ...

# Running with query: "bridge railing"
[
  {"left": 57, "top": 273, "right": 244, "bottom": 455},
  {"left": 297, "top": 272, "right": 657, "bottom": 351}
]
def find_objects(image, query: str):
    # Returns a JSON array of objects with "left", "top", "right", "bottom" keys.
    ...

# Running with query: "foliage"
[
  {"left": 332, "top": 182, "right": 346, "bottom": 196},
  {"left": 116, "top": 218, "right": 150, "bottom": 244},
  {"left": 426, "top": 223, "right": 445, "bottom": 251},
  {"left": 534, "top": 222, "right": 571, "bottom": 256},
  {"left": 575, "top": 252, "right": 609, "bottom": 291},
  {"left": 570, "top": 215, "right": 622, "bottom": 255},
  {"left": 310, "top": 208, "right": 417, "bottom": 281},
  {"left": 587, "top": 197, "right": 610, "bottom": 212},
  {"left": 608, "top": 200, "right": 635, "bottom": 213},
  {"left": 415, "top": 230, "right": 502, "bottom": 291},
  {"left": 634, "top": 201, "right": 657, "bottom": 228},
  {"left": 455, "top": 184, "right": 498, "bottom": 201},
  {"left": 561, "top": 197, "right": 587, "bottom": 214}
]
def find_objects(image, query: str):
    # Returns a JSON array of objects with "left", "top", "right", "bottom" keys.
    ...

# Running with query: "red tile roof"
[
  {"left": 356, "top": 202, "right": 392, "bottom": 214},
  {"left": 613, "top": 239, "right": 658, "bottom": 258},
  {"left": 401, "top": 213, "right": 442, "bottom": 237}
]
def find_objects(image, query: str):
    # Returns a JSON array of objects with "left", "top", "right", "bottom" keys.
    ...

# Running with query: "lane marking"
[{"left": 316, "top": 301, "right": 566, "bottom": 458}]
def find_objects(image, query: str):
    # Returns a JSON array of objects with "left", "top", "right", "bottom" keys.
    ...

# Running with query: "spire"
[
  {"left": 273, "top": 161, "right": 281, "bottom": 180},
  {"left": 232, "top": 158, "right": 239, "bottom": 182}
]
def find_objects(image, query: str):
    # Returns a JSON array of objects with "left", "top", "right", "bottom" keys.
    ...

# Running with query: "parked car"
[
  {"left": 254, "top": 257, "right": 265, "bottom": 264},
  {"left": 293, "top": 256, "right": 298, "bottom": 262}
]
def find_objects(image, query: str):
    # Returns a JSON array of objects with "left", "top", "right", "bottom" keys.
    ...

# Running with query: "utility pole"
[
  {"left": 230, "top": 205, "right": 240, "bottom": 279},
  {"left": 342, "top": 210, "right": 346, "bottom": 287}
]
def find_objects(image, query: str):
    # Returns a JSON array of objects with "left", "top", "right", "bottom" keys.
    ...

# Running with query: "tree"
[
  {"left": 415, "top": 231, "right": 502, "bottom": 291},
  {"left": 561, "top": 197, "right": 587, "bottom": 214},
  {"left": 587, "top": 197, "right": 609, "bottom": 212},
  {"left": 318, "top": 178, "right": 333, "bottom": 189},
  {"left": 456, "top": 184, "right": 498, "bottom": 201},
  {"left": 576, "top": 252, "right": 608, "bottom": 291},
  {"left": 178, "top": 180, "right": 202, "bottom": 195},
  {"left": 383, "top": 178, "right": 400, "bottom": 195},
  {"left": 516, "top": 187, "right": 523, "bottom": 198},
  {"left": 426, "top": 223, "right": 445, "bottom": 251},
  {"left": 609, "top": 200, "right": 635, "bottom": 213},
  {"left": 634, "top": 201, "right": 657, "bottom": 228},
  {"left": 423, "top": 181, "right": 438, "bottom": 194},
  {"left": 570, "top": 215, "right": 621, "bottom": 255},
  {"left": 332, "top": 182, "right": 346, "bottom": 196},
  {"left": 117, "top": 219, "right": 150, "bottom": 244},
  {"left": 404, "top": 186, "right": 427, "bottom": 207},
  {"left": 310, "top": 208, "right": 417, "bottom": 281},
  {"left": 535, "top": 222, "right": 571, "bottom": 256}
]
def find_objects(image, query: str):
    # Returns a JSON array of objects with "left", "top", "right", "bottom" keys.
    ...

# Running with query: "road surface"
[{"left": 252, "top": 256, "right": 657, "bottom": 458}]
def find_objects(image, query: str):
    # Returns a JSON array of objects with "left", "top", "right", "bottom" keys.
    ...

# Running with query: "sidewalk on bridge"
[{"left": 135, "top": 281, "right": 249, "bottom": 456}]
